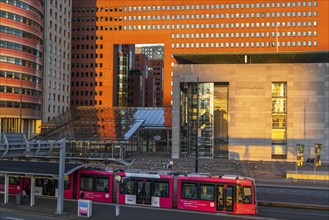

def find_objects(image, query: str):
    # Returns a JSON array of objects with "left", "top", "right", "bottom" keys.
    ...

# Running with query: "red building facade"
[{"left": 0, "top": 0, "right": 44, "bottom": 137}]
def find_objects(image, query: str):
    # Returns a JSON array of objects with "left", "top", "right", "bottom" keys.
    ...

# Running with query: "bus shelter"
[{"left": 0, "top": 160, "right": 84, "bottom": 207}]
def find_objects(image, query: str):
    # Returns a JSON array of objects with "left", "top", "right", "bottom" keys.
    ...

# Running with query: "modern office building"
[
  {"left": 136, "top": 45, "right": 164, "bottom": 60},
  {"left": 0, "top": 0, "right": 44, "bottom": 138},
  {"left": 130, "top": 53, "right": 148, "bottom": 107},
  {"left": 71, "top": 0, "right": 328, "bottom": 109},
  {"left": 148, "top": 59, "right": 164, "bottom": 107},
  {"left": 43, "top": 0, "right": 72, "bottom": 122},
  {"left": 172, "top": 52, "right": 329, "bottom": 162},
  {"left": 69, "top": 0, "right": 328, "bottom": 161}
]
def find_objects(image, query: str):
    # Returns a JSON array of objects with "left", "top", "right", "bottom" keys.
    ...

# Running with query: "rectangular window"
[
  {"left": 120, "top": 180, "right": 135, "bottom": 195},
  {"left": 153, "top": 181, "right": 169, "bottom": 197},
  {"left": 237, "top": 185, "right": 253, "bottom": 204},
  {"left": 80, "top": 174, "right": 109, "bottom": 192},
  {"left": 272, "top": 82, "right": 287, "bottom": 159},
  {"left": 200, "top": 184, "right": 214, "bottom": 201},
  {"left": 181, "top": 182, "right": 197, "bottom": 199}
]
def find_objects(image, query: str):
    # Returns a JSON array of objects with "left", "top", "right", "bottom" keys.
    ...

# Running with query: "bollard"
[{"left": 115, "top": 205, "right": 120, "bottom": 216}]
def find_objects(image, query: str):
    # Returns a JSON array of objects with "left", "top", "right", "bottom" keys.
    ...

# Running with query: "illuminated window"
[{"left": 272, "top": 82, "right": 287, "bottom": 159}]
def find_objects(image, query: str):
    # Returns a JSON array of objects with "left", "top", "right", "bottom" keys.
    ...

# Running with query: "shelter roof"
[
  {"left": 35, "top": 107, "right": 171, "bottom": 142},
  {"left": 0, "top": 159, "right": 84, "bottom": 177}
]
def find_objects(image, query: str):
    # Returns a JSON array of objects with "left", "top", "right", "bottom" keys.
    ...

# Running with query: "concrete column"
[
  {"left": 30, "top": 177, "right": 35, "bottom": 206},
  {"left": 4, "top": 174, "right": 9, "bottom": 204},
  {"left": 56, "top": 139, "right": 66, "bottom": 215}
]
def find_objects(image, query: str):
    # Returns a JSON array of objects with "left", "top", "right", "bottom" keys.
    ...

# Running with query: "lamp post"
[
  {"left": 115, "top": 175, "right": 121, "bottom": 216},
  {"left": 19, "top": 87, "right": 22, "bottom": 133},
  {"left": 195, "top": 77, "right": 200, "bottom": 173}
]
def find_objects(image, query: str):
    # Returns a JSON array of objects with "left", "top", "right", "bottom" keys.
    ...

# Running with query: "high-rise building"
[
  {"left": 130, "top": 53, "right": 148, "bottom": 107},
  {"left": 113, "top": 44, "right": 135, "bottom": 107},
  {"left": 136, "top": 45, "right": 164, "bottom": 60},
  {"left": 71, "top": 0, "right": 328, "bottom": 109},
  {"left": 148, "top": 59, "right": 164, "bottom": 107},
  {"left": 43, "top": 0, "right": 72, "bottom": 122},
  {"left": 0, "top": 0, "right": 44, "bottom": 138}
]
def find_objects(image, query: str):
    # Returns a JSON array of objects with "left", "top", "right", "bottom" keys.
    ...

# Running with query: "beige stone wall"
[{"left": 172, "top": 63, "right": 329, "bottom": 162}]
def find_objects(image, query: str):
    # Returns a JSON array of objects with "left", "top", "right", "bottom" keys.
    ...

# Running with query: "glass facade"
[
  {"left": 180, "top": 82, "right": 228, "bottom": 158},
  {"left": 35, "top": 107, "right": 171, "bottom": 158},
  {"left": 117, "top": 50, "right": 129, "bottom": 107},
  {"left": 271, "top": 82, "right": 287, "bottom": 158}
]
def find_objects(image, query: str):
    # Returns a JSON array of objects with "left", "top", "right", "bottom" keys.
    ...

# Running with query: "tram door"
[
  {"left": 42, "top": 178, "right": 56, "bottom": 196},
  {"left": 136, "top": 180, "right": 151, "bottom": 205},
  {"left": 217, "top": 185, "right": 234, "bottom": 212}
]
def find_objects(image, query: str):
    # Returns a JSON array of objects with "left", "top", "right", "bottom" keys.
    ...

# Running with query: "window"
[
  {"left": 153, "top": 181, "right": 169, "bottom": 197},
  {"left": 200, "top": 184, "right": 214, "bottom": 201},
  {"left": 80, "top": 174, "right": 109, "bottom": 192},
  {"left": 120, "top": 180, "right": 135, "bottom": 195},
  {"left": 237, "top": 185, "right": 253, "bottom": 204},
  {"left": 272, "top": 82, "right": 287, "bottom": 158},
  {"left": 181, "top": 182, "right": 197, "bottom": 199}
]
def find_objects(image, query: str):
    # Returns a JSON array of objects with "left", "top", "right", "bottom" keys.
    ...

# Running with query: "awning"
[{"left": 0, "top": 160, "right": 85, "bottom": 177}]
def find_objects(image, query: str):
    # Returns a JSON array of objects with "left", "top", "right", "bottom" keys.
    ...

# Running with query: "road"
[
  {"left": 259, "top": 206, "right": 329, "bottom": 220},
  {"left": 0, "top": 212, "right": 57, "bottom": 220},
  {"left": 1, "top": 205, "right": 328, "bottom": 220},
  {"left": 257, "top": 185, "right": 329, "bottom": 206}
]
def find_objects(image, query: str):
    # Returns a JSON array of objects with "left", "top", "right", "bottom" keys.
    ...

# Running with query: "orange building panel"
[{"left": 72, "top": 0, "right": 329, "bottom": 107}]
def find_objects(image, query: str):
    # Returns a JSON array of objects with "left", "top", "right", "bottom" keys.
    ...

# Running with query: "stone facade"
[{"left": 172, "top": 63, "right": 329, "bottom": 162}]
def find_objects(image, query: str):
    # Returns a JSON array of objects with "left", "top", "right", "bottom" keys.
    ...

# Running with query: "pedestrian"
[{"left": 24, "top": 182, "right": 30, "bottom": 198}]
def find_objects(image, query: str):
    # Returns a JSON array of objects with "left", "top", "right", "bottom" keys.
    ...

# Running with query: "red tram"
[
  {"left": 1, "top": 168, "right": 257, "bottom": 215},
  {"left": 77, "top": 169, "right": 114, "bottom": 203},
  {"left": 0, "top": 176, "right": 29, "bottom": 194},
  {"left": 177, "top": 174, "right": 257, "bottom": 215},
  {"left": 117, "top": 170, "right": 174, "bottom": 208}
]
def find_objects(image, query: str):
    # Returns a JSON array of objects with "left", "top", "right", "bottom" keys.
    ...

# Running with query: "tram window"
[
  {"left": 0, "top": 176, "right": 4, "bottom": 184},
  {"left": 94, "top": 176, "right": 109, "bottom": 192},
  {"left": 226, "top": 186, "right": 234, "bottom": 211},
  {"left": 153, "top": 181, "right": 169, "bottom": 197},
  {"left": 237, "top": 185, "right": 252, "bottom": 204},
  {"left": 121, "top": 180, "right": 135, "bottom": 195},
  {"left": 181, "top": 182, "right": 197, "bottom": 200},
  {"left": 243, "top": 186, "right": 252, "bottom": 204},
  {"left": 64, "top": 176, "right": 70, "bottom": 189},
  {"left": 35, "top": 178, "right": 43, "bottom": 187},
  {"left": 200, "top": 184, "right": 214, "bottom": 201},
  {"left": 9, "top": 177, "right": 20, "bottom": 185},
  {"left": 217, "top": 185, "right": 224, "bottom": 209},
  {"left": 80, "top": 174, "right": 109, "bottom": 192},
  {"left": 237, "top": 185, "right": 243, "bottom": 203},
  {"left": 80, "top": 175, "right": 93, "bottom": 191}
]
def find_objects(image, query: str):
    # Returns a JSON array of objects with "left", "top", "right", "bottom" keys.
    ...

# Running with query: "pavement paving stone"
[{"left": 126, "top": 153, "right": 329, "bottom": 181}]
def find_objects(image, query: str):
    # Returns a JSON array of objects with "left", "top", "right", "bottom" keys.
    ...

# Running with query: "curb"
[
  {"left": 257, "top": 183, "right": 329, "bottom": 191},
  {"left": 258, "top": 200, "right": 329, "bottom": 211}
]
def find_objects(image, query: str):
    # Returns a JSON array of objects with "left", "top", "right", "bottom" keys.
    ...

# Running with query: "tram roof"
[
  {"left": 0, "top": 160, "right": 84, "bottom": 177},
  {"left": 34, "top": 107, "right": 171, "bottom": 142}
]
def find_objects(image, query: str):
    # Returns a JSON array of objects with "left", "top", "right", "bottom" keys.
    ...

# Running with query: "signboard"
[
  {"left": 314, "top": 144, "right": 322, "bottom": 167},
  {"left": 153, "top": 135, "right": 161, "bottom": 141},
  {"left": 78, "top": 199, "right": 92, "bottom": 218},
  {"left": 296, "top": 144, "right": 304, "bottom": 167}
]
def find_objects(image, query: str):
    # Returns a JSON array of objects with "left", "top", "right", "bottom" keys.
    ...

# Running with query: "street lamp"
[
  {"left": 19, "top": 85, "right": 22, "bottom": 133},
  {"left": 195, "top": 77, "right": 200, "bottom": 173}
]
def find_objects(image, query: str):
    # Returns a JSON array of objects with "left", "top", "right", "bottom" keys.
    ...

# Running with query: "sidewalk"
[{"left": 127, "top": 153, "right": 329, "bottom": 186}]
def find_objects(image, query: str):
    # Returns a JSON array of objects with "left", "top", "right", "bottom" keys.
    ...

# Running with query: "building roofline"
[{"left": 173, "top": 51, "right": 329, "bottom": 64}]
